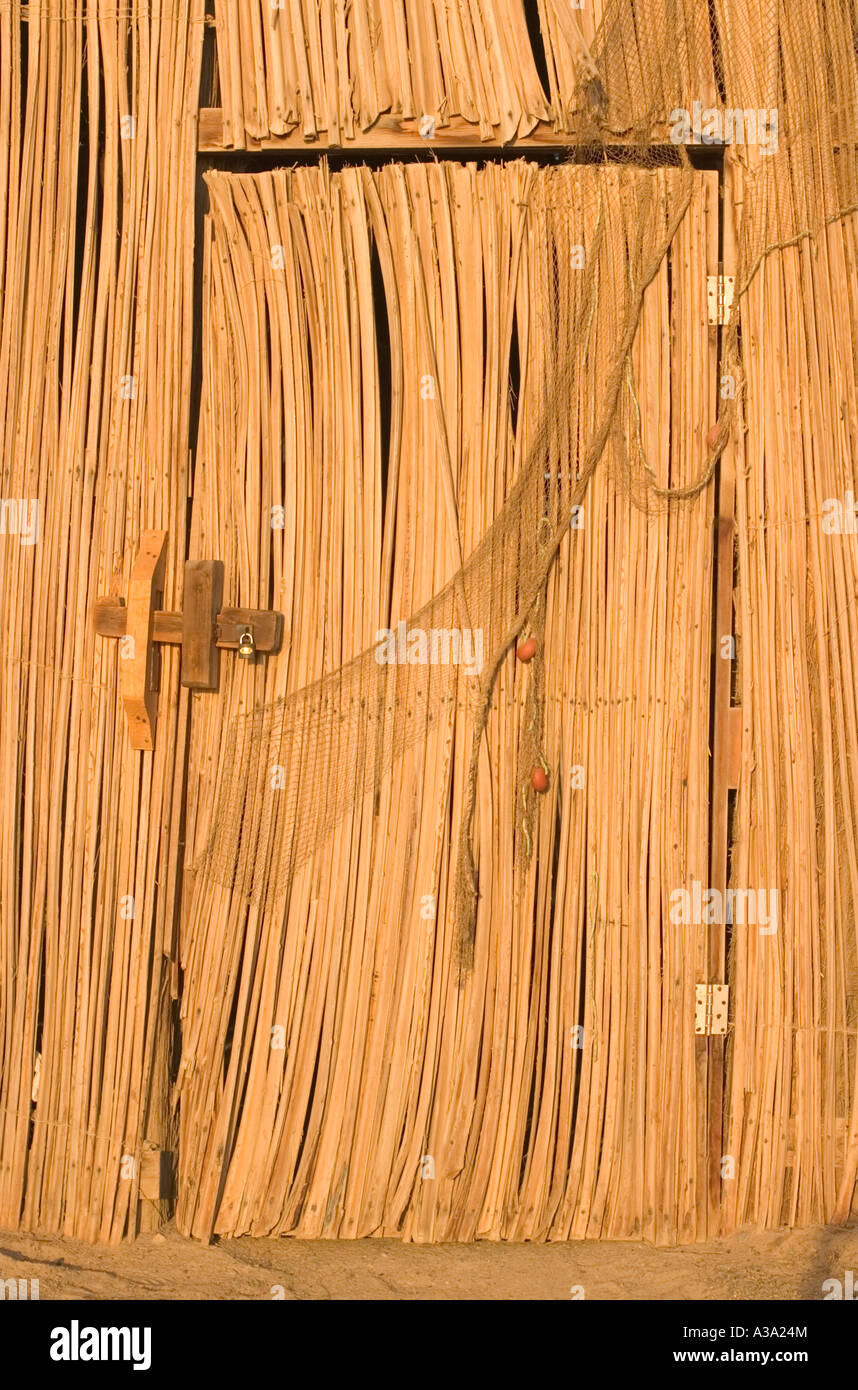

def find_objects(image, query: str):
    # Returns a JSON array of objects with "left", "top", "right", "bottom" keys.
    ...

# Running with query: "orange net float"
[
  {"left": 531, "top": 765, "right": 549, "bottom": 793},
  {"left": 707, "top": 422, "right": 727, "bottom": 451}
]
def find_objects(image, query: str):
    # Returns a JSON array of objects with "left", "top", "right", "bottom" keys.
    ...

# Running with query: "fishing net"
[{"left": 194, "top": 0, "right": 858, "bottom": 968}]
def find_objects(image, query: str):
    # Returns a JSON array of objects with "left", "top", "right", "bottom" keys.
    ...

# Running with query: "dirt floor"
[{"left": 1, "top": 1222, "right": 857, "bottom": 1300}]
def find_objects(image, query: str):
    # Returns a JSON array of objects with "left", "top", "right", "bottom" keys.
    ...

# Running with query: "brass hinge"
[
  {"left": 707, "top": 274, "right": 735, "bottom": 326},
  {"left": 695, "top": 983, "right": 729, "bottom": 1035}
]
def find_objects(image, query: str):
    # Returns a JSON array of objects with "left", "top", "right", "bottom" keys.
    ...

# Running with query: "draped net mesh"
[{"left": 194, "top": 0, "right": 858, "bottom": 966}]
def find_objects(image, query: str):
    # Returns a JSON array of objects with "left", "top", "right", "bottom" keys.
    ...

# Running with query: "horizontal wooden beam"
[
  {"left": 198, "top": 107, "right": 675, "bottom": 154},
  {"left": 200, "top": 108, "right": 858, "bottom": 158}
]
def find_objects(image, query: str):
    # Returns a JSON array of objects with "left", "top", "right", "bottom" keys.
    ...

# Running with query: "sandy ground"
[{"left": 1, "top": 1222, "right": 857, "bottom": 1300}]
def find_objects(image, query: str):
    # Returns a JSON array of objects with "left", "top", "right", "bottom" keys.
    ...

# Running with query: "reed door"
[{"left": 173, "top": 162, "right": 722, "bottom": 1242}]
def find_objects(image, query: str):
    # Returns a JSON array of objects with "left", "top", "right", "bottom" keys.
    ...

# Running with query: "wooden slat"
[
  {"left": 120, "top": 531, "right": 168, "bottom": 753},
  {"left": 182, "top": 560, "right": 224, "bottom": 690},
  {"left": 705, "top": 163, "right": 732, "bottom": 1235}
]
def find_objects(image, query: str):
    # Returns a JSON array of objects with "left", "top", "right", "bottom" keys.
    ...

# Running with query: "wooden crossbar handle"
[
  {"left": 93, "top": 535, "right": 283, "bottom": 750},
  {"left": 94, "top": 598, "right": 283, "bottom": 654}
]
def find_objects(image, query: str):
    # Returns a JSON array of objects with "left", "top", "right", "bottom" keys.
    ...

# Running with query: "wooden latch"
[{"left": 93, "top": 530, "right": 283, "bottom": 750}]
